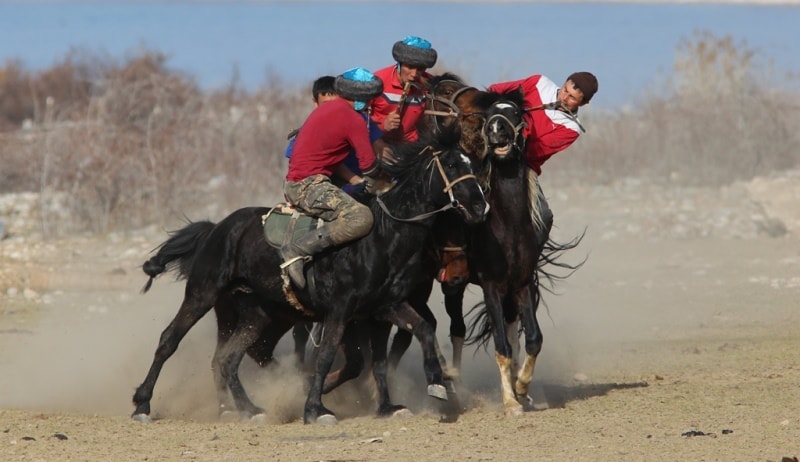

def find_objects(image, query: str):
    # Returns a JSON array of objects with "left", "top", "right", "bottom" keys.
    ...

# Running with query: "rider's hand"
[
  {"left": 382, "top": 111, "right": 401, "bottom": 132},
  {"left": 342, "top": 181, "right": 367, "bottom": 196}
]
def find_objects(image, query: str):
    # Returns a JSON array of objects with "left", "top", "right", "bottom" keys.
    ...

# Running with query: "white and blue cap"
[
  {"left": 392, "top": 36, "right": 437, "bottom": 68},
  {"left": 334, "top": 67, "right": 383, "bottom": 102}
]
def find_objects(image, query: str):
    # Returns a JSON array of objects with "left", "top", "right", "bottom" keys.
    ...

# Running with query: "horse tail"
[
  {"left": 536, "top": 230, "right": 587, "bottom": 294},
  {"left": 141, "top": 220, "right": 216, "bottom": 293},
  {"left": 464, "top": 301, "right": 492, "bottom": 350},
  {"left": 464, "top": 230, "right": 587, "bottom": 349}
]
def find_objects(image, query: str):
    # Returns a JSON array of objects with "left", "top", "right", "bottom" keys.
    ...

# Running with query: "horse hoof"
[
  {"left": 392, "top": 408, "right": 414, "bottom": 419},
  {"left": 316, "top": 414, "right": 338, "bottom": 425},
  {"left": 427, "top": 384, "right": 448, "bottom": 401},
  {"left": 516, "top": 394, "right": 533, "bottom": 406},
  {"left": 504, "top": 406, "right": 524, "bottom": 417},
  {"left": 249, "top": 413, "right": 267, "bottom": 425},
  {"left": 131, "top": 413, "right": 152, "bottom": 424},
  {"left": 219, "top": 410, "right": 240, "bottom": 423}
]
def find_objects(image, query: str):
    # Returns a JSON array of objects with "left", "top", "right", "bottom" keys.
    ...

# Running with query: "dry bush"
[
  {"left": 0, "top": 49, "right": 309, "bottom": 236},
  {"left": 550, "top": 30, "right": 800, "bottom": 187},
  {"left": 2, "top": 33, "right": 798, "bottom": 237}
]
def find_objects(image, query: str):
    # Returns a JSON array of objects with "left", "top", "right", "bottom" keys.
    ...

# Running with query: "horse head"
[
  {"left": 380, "top": 125, "right": 488, "bottom": 225},
  {"left": 478, "top": 88, "right": 527, "bottom": 162},
  {"left": 425, "top": 73, "right": 487, "bottom": 162}
]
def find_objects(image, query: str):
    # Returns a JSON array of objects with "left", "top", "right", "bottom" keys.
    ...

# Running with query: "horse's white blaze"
[
  {"left": 494, "top": 102, "right": 515, "bottom": 109},
  {"left": 459, "top": 153, "right": 471, "bottom": 165}
]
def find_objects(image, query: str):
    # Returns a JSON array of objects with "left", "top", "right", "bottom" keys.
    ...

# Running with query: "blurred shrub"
[
  {"left": 549, "top": 30, "right": 800, "bottom": 187},
  {"left": 1, "top": 32, "right": 798, "bottom": 236}
]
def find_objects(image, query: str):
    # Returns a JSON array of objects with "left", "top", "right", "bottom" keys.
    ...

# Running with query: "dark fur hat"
[
  {"left": 567, "top": 72, "right": 598, "bottom": 103},
  {"left": 392, "top": 36, "right": 437, "bottom": 68},
  {"left": 334, "top": 68, "right": 383, "bottom": 101}
]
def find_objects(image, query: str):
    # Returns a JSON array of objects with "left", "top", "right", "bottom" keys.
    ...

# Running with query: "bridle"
[
  {"left": 424, "top": 79, "right": 484, "bottom": 134},
  {"left": 482, "top": 100, "right": 527, "bottom": 157},
  {"left": 376, "top": 147, "right": 478, "bottom": 223}
]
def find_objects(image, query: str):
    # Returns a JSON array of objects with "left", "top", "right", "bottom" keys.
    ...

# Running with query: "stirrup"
[{"left": 279, "top": 255, "right": 311, "bottom": 270}]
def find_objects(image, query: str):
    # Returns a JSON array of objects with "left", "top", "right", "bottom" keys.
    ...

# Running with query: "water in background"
[{"left": 1, "top": 2, "right": 798, "bottom": 109}]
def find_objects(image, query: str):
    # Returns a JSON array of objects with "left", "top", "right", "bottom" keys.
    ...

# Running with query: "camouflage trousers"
[{"left": 284, "top": 174, "right": 374, "bottom": 245}]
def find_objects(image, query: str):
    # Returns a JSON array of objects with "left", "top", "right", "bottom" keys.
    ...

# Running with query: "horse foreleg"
[
  {"left": 368, "top": 320, "right": 410, "bottom": 418},
  {"left": 388, "top": 277, "right": 436, "bottom": 371},
  {"left": 514, "top": 283, "right": 543, "bottom": 407},
  {"left": 292, "top": 321, "right": 313, "bottom": 368},
  {"left": 132, "top": 293, "right": 215, "bottom": 422},
  {"left": 380, "top": 301, "right": 446, "bottom": 399},
  {"left": 443, "top": 282, "right": 467, "bottom": 376},
  {"left": 322, "top": 321, "right": 366, "bottom": 394},
  {"left": 304, "top": 315, "right": 347, "bottom": 425},
  {"left": 483, "top": 287, "right": 522, "bottom": 417}
]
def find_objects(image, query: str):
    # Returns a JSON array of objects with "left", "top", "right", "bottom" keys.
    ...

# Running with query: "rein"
[
  {"left": 424, "top": 80, "right": 482, "bottom": 131},
  {"left": 376, "top": 148, "right": 477, "bottom": 223},
  {"left": 525, "top": 101, "right": 586, "bottom": 133}
]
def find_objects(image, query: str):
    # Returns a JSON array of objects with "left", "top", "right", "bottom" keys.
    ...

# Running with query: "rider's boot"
[{"left": 280, "top": 225, "right": 334, "bottom": 289}]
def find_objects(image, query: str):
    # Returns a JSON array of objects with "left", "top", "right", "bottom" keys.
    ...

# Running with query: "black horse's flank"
[{"left": 131, "top": 127, "right": 488, "bottom": 425}]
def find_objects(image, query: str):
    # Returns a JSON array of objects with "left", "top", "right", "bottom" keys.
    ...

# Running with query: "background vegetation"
[{"left": 1, "top": 31, "right": 798, "bottom": 236}]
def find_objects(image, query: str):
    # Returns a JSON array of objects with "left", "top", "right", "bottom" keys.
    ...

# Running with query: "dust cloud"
[{"left": 3, "top": 178, "right": 793, "bottom": 421}]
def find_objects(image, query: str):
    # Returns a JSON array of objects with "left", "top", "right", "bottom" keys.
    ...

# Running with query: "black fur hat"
[
  {"left": 392, "top": 36, "right": 437, "bottom": 68},
  {"left": 334, "top": 67, "right": 384, "bottom": 101}
]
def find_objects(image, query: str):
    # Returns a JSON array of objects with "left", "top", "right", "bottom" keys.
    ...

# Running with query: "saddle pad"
[{"left": 262, "top": 205, "right": 322, "bottom": 248}]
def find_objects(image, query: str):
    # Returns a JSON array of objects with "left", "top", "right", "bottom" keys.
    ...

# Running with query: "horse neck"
[
  {"left": 369, "top": 169, "right": 439, "bottom": 242},
  {"left": 486, "top": 157, "right": 531, "bottom": 225}
]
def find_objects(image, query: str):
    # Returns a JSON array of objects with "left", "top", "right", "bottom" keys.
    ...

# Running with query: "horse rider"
[
  {"left": 370, "top": 35, "right": 438, "bottom": 145},
  {"left": 285, "top": 75, "right": 382, "bottom": 195},
  {"left": 282, "top": 67, "right": 384, "bottom": 289},
  {"left": 488, "top": 72, "right": 598, "bottom": 249}
]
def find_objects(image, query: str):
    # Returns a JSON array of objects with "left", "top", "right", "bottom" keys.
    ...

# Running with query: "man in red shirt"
[
  {"left": 282, "top": 67, "right": 384, "bottom": 289},
  {"left": 488, "top": 72, "right": 598, "bottom": 248},
  {"left": 370, "top": 36, "right": 438, "bottom": 145}
]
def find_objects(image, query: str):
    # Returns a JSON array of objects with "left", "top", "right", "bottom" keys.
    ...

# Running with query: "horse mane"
[
  {"left": 428, "top": 72, "right": 466, "bottom": 88},
  {"left": 380, "top": 124, "right": 462, "bottom": 179},
  {"left": 472, "top": 87, "right": 525, "bottom": 112}
]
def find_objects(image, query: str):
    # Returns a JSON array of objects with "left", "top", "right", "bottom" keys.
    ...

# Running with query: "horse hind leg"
[
  {"left": 132, "top": 290, "right": 216, "bottom": 422},
  {"left": 212, "top": 290, "right": 279, "bottom": 422}
]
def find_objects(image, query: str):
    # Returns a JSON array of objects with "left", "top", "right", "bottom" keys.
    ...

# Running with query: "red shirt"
[
  {"left": 488, "top": 75, "right": 582, "bottom": 175},
  {"left": 370, "top": 65, "right": 430, "bottom": 144},
  {"left": 286, "top": 98, "right": 376, "bottom": 182}
]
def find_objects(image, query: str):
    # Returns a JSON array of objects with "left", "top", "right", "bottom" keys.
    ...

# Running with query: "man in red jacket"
[
  {"left": 488, "top": 72, "right": 598, "bottom": 249},
  {"left": 282, "top": 67, "right": 384, "bottom": 288},
  {"left": 370, "top": 36, "right": 438, "bottom": 144}
]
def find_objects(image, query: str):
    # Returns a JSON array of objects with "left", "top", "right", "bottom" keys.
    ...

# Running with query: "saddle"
[
  {"left": 262, "top": 203, "right": 326, "bottom": 303},
  {"left": 261, "top": 203, "right": 325, "bottom": 249}
]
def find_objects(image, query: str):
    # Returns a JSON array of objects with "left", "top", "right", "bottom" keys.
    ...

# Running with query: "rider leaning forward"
[
  {"left": 488, "top": 71, "right": 598, "bottom": 247},
  {"left": 281, "top": 67, "right": 384, "bottom": 289}
]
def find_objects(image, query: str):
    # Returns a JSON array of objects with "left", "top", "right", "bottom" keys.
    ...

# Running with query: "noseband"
[
  {"left": 424, "top": 80, "right": 483, "bottom": 133},
  {"left": 482, "top": 101, "right": 527, "bottom": 156}
]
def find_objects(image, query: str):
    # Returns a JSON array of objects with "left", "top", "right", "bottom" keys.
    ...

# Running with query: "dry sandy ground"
[{"left": 1, "top": 176, "right": 800, "bottom": 461}]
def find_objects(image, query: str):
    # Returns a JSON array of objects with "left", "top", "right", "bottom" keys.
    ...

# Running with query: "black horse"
[
  {"left": 131, "top": 127, "right": 488, "bottom": 424},
  {"left": 386, "top": 75, "right": 522, "bottom": 376},
  {"left": 393, "top": 81, "right": 579, "bottom": 416}
]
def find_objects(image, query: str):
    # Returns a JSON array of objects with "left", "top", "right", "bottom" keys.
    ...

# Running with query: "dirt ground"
[{"left": 1, "top": 176, "right": 800, "bottom": 461}]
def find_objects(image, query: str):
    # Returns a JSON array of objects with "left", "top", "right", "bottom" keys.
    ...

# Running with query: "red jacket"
[
  {"left": 286, "top": 98, "right": 376, "bottom": 182},
  {"left": 488, "top": 75, "right": 582, "bottom": 175},
  {"left": 370, "top": 65, "right": 430, "bottom": 144}
]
